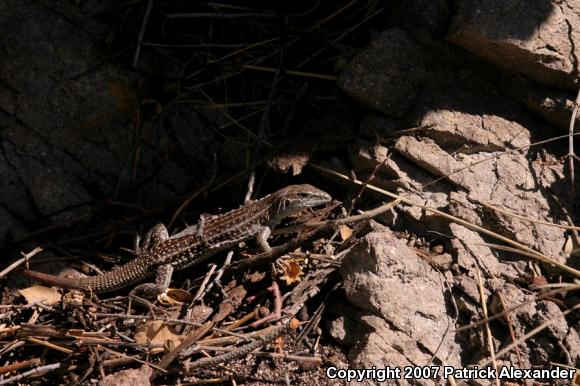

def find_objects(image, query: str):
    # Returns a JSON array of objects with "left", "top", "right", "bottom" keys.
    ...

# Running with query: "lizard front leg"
[
  {"left": 255, "top": 226, "right": 272, "bottom": 253},
  {"left": 130, "top": 263, "right": 174, "bottom": 299},
  {"left": 136, "top": 223, "right": 169, "bottom": 254},
  {"left": 130, "top": 224, "right": 172, "bottom": 299}
]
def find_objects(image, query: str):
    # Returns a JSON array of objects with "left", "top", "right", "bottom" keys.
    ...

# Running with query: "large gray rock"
[
  {"left": 337, "top": 229, "right": 461, "bottom": 385},
  {"left": 448, "top": 0, "right": 580, "bottom": 90}
]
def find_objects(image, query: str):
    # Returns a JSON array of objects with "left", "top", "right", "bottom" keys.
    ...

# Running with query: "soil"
[{"left": 0, "top": 1, "right": 578, "bottom": 385}]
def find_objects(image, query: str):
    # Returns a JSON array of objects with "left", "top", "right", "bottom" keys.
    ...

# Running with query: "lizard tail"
[
  {"left": 23, "top": 257, "right": 151, "bottom": 293},
  {"left": 23, "top": 269, "right": 92, "bottom": 291}
]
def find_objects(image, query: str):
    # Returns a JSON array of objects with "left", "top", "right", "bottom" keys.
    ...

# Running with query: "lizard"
[{"left": 23, "top": 184, "right": 332, "bottom": 298}]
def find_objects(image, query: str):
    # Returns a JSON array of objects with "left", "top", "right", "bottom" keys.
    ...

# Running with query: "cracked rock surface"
[
  {"left": 335, "top": 227, "right": 461, "bottom": 386},
  {"left": 0, "top": 1, "right": 217, "bottom": 241},
  {"left": 334, "top": 6, "right": 579, "bottom": 382}
]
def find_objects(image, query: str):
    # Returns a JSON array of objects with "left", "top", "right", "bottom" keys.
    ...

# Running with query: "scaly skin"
[{"left": 23, "top": 184, "right": 331, "bottom": 295}]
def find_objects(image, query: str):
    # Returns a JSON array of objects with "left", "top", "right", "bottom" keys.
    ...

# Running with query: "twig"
[
  {"left": 295, "top": 301, "right": 325, "bottom": 347},
  {"left": 425, "top": 265, "right": 458, "bottom": 372},
  {"left": 151, "top": 322, "right": 214, "bottom": 380},
  {"left": 417, "top": 131, "right": 580, "bottom": 193},
  {"left": 296, "top": 8, "right": 383, "bottom": 69},
  {"left": 496, "top": 292, "right": 530, "bottom": 386},
  {"left": 214, "top": 40, "right": 282, "bottom": 65},
  {"left": 456, "top": 284, "right": 580, "bottom": 332},
  {"left": 189, "top": 346, "right": 322, "bottom": 363},
  {"left": 477, "top": 303, "right": 580, "bottom": 367},
  {"left": 25, "top": 337, "right": 73, "bottom": 354},
  {"left": 311, "top": 164, "right": 580, "bottom": 277},
  {"left": 132, "top": 0, "right": 155, "bottom": 68},
  {"left": 184, "top": 322, "right": 292, "bottom": 371},
  {"left": 100, "top": 346, "right": 167, "bottom": 373},
  {"left": 168, "top": 153, "right": 217, "bottom": 229},
  {"left": 568, "top": 87, "right": 580, "bottom": 199},
  {"left": 205, "top": 311, "right": 257, "bottom": 340},
  {"left": 244, "top": 65, "right": 337, "bottom": 81},
  {"left": 475, "top": 270, "right": 499, "bottom": 386},
  {"left": 194, "top": 250, "right": 233, "bottom": 302},
  {"left": 244, "top": 171, "right": 255, "bottom": 203},
  {"left": 0, "top": 363, "right": 61, "bottom": 385},
  {"left": 280, "top": 198, "right": 401, "bottom": 233},
  {"left": 0, "top": 247, "right": 43, "bottom": 279},
  {"left": 378, "top": 124, "right": 436, "bottom": 138},
  {"left": 0, "top": 340, "right": 25, "bottom": 357},
  {"left": 349, "top": 150, "right": 391, "bottom": 213},
  {"left": 288, "top": 252, "right": 341, "bottom": 266},
  {"left": 166, "top": 11, "right": 276, "bottom": 18},
  {"left": 251, "top": 282, "right": 282, "bottom": 327},
  {"left": 191, "top": 263, "right": 218, "bottom": 303},
  {"left": 95, "top": 312, "right": 201, "bottom": 326},
  {"left": 477, "top": 200, "right": 580, "bottom": 231},
  {"left": 0, "top": 358, "right": 42, "bottom": 375},
  {"left": 245, "top": 30, "right": 286, "bottom": 202}
]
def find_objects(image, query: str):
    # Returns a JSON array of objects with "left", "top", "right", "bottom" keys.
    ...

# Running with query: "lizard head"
[{"left": 270, "top": 184, "right": 332, "bottom": 220}]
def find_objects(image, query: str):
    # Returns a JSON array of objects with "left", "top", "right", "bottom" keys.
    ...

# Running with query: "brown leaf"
[
  {"left": 339, "top": 225, "right": 353, "bottom": 240},
  {"left": 158, "top": 288, "right": 194, "bottom": 305},
  {"left": 280, "top": 259, "right": 304, "bottom": 285},
  {"left": 289, "top": 318, "right": 301, "bottom": 330},
  {"left": 18, "top": 285, "right": 62, "bottom": 305},
  {"left": 563, "top": 234, "right": 574, "bottom": 257},
  {"left": 134, "top": 321, "right": 182, "bottom": 354},
  {"left": 268, "top": 152, "right": 309, "bottom": 175}
]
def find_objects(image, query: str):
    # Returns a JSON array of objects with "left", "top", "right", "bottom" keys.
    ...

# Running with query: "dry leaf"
[
  {"left": 289, "top": 318, "right": 301, "bottom": 330},
  {"left": 280, "top": 259, "right": 303, "bottom": 285},
  {"left": 274, "top": 335, "right": 284, "bottom": 353},
  {"left": 134, "top": 320, "right": 182, "bottom": 354},
  {"left": 563, "top": 234, "right": 574, "bottom": 257},
  {"left": 268, "top": 152, "right": 309, "bottom": 175},
  {"left": 18, "top": 285, "right": 62, "bottom": 305},
  {"left": 339, "top": 225, "right": 353, "bottom": 240},
  {"left": 158, "top": 288, "right": 194, "bottom": 305}
]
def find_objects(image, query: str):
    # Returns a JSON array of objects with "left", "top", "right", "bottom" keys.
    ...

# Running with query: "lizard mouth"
[{"left": 309, "top": 195, "right": 332, "bottom": 207}]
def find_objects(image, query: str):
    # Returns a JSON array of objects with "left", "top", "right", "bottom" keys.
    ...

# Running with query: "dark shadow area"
[
  {"left": 0, "top": 0, "right": 576, "bottom": 384},
  {"left": 0, "top": 0, "right": 561, "bottom": 244}
]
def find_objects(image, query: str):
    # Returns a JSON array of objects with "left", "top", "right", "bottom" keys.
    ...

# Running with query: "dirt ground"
[{"left": 0, "top": 1, "right": 578, "bottom": 385}]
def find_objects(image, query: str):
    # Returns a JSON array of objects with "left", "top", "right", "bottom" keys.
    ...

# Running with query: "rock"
[
  {"left": 0, "top": 0, "right": 211, "bottom": 232},
  {"left": 338, "top": 29, "right": 431, "bottom": 118},
  {"left": 499, "top": 75, "right": 580, "bottom": 132},
  {"left": 393, "top": 134, "right": 567, "bottom": 264},
  {"left": 450, "top": 223, "right": 521, "bottom": 278},
  {"left": 102, "top": 366, "right": 152, "bottom": 386},
  {"left": 454, "top": 275, "right": 485, "bottom": 318},
  {"left": 326, "top": 313, "right": 369, "bottom": 348},
  {"left": 339, "top": 229, "right": 461, "bottom": 384},
  {"left": 339, "top": 29, "right": 570, "bottom": 267},
  {"left": 486, "top": 284, "right": 569, "bottom": 366},
  {"left": 564, "top": 322, "right": 580, "bottom": 364},
  {"left": 448, "top": 0, "right": 580, "bottom": 90},
  {"left": 335, "top": 9, "right": 578, "bottom": 384},
  {"left": 347, "top": 140, "right": 430, "bottom": 191},
  {"left": 388, "top": 0, "right": 450, "bottom": 42}
]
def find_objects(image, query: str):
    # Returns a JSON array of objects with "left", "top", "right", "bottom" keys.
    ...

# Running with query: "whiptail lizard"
[{"left": 23, "top": 184, "right": 331, "bottom": 297}]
